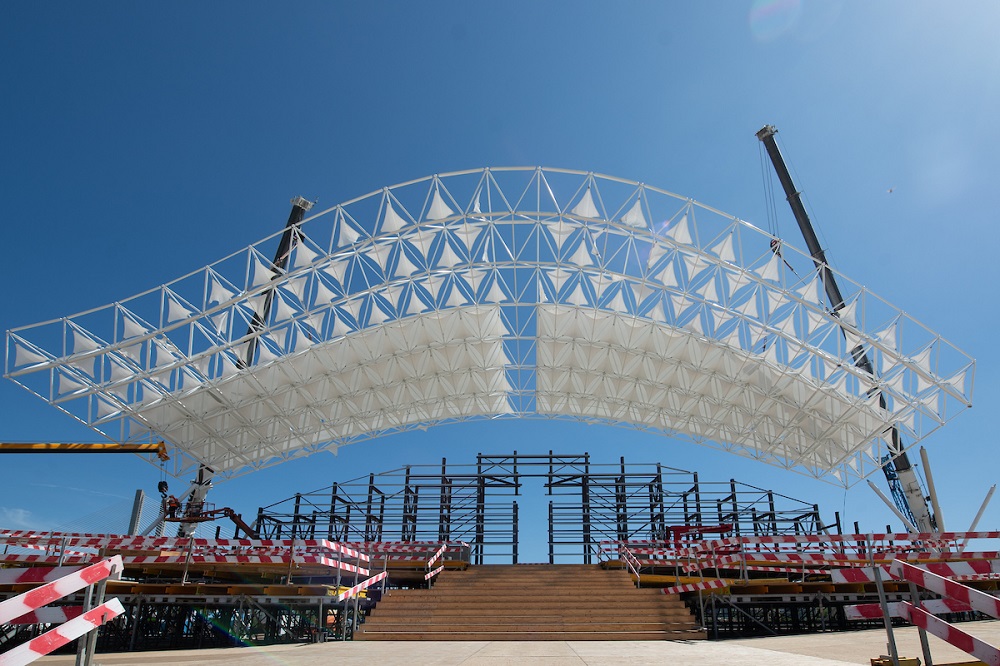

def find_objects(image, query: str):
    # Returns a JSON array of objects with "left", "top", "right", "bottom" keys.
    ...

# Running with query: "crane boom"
[
  {"left": 0, "top": 441, "right": 168, "bottom": 459},
  {"left": 755, "top": 125, "right": 936, "bottom": 532}
]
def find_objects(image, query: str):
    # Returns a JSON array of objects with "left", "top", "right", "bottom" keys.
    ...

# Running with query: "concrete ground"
[{"left": 35, "top": 621, "right": 999, "bottom": 665}]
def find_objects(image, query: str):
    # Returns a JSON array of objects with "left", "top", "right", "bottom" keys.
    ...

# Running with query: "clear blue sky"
[{"left": 2, "top": 2, "right": 998, "bottom": 560}]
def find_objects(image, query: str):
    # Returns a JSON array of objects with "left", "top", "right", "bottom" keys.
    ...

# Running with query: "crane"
[
  {"left": 0, "top": 441, "right": 169, "bottom": 459},
  {"left": 756, "top": 125, "right": 936, "bottom": 533}
]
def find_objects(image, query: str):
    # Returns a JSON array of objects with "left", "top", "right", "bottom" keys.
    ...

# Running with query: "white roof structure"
[{"left": 5, "top": 168, "right": 974, "bottom": 484}]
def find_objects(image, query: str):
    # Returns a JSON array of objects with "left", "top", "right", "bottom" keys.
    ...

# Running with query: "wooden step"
[
  {"left": 357, "top": 629, "right": 707, "bottom": 641},
  {"left": 356, "top": 563, "right": 705, "bottom": 641}
]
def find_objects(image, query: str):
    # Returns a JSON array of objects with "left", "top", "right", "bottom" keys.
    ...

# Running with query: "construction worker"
[{"left": 166, "top": 495, "right": 181, "bottom": 519}]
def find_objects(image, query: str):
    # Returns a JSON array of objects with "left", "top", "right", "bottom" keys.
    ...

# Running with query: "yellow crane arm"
[{"left": 0, "top": 441, "right": 169, "bottom": 460}]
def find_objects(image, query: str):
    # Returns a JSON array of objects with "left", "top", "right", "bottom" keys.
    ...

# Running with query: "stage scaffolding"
[{"left": 255, "top": 452, "right": 838, "bottom": 564}]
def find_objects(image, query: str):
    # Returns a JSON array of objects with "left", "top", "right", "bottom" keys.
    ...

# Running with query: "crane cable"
[{"left": 759, "top": 142, "right": 798, "bottom": 275}]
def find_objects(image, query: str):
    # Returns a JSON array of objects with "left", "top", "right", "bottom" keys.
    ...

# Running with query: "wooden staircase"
[{"left": 356, "top": 564, "right": 706, "bottom": 641}]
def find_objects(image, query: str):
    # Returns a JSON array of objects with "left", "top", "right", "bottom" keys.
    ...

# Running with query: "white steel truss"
[{"left": 4, "top": 168, "right": 974, "bottom": 484}]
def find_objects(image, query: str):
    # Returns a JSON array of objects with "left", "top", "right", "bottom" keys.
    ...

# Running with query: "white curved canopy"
[{"left": 5, "top": 168, "right": 974, "bottom": 484}]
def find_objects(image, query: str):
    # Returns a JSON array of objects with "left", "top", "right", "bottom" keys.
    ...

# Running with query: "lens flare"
[{"left": 749, "top": 0, "right": 802, "bottom": 42}]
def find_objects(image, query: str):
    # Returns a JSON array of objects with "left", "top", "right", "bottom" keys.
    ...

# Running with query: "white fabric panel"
[
  {"left": 410, "top": 230, "right": 436, "bottom": 255},
  {"left": 382, "top": 201, "right": 409, "bottom": 233},
  {"left": 738, "top": 293, "right": 758, "bottom": 320},
  {"left": 566, "top": 284, "right": 589, "bottom": 306},
  {"left": 682, "top": 252, "right": 703, "bottom": 282},
  {"left": 209, "top": 278, "right": 236, "bottom": 305},
  {"left": 395, "top": 245, "right": 421, "bottom": 275},
  {"left": 292, "top": 242, "right": 320, "bottom": 269},
  {"left": 272, "top": 295, "right": 299, "bottom": 324},
  {"left": 684, "top": 312, "right": 703, "bottom": 335},
  {"left": 697, "top": 277, "right": 717, "bottom": 303},
  {"left": 572, "top": 188, "right": 600, "bottom": 218},
  {"left": 547, "top": 221, "right": 574, "bottom": 251},
  {"left": 648, "top": 241, "right": 668, "bottom": 267},
  {"left": 305, "top": 312, "right": 325, "bottom": 335},
  {"left": 210, "top": 310, "right": 229, "bottom": 335},
  {"left": 427, "top": 189, "right": 455, "bottom": 220},
  {"left": 758, "top": 254, "right": 781, "bottom": 282},
  {"left": 437, "top": 236, "right": 464, "bottom": 267},
  {"left": 656, "top": 260, "right": 679, "bottom": 288},
  {"left": 166, "top": 297, "right": 192, "bottom": 323},
  {"left": 331, "top": 314, "right": 352, "bottom": 337},
  {"left": 778, "top": 310, "right": 797, "bottom": 336},
  {"left": 445, "top": 284, "right": 467, "bottom": 307},
  {"left": 72, "top": 330, "right": 100, "bottom": 354},
  {"left": 369, "top": 298, "right": 391, "bottom": 324},
  {"left": 912, "top": 347, "right": 932, "bottom": 376},
  {"left": 484, "top": 278, "right": 507, "bottom": 303},
  {"left": 667, "top": 214, "right": 691, "bottom": 245},
  {"left": 405, "top": 292, "right": 425, "bottom": 315},
  {"left": 59, "top": 372, "right": 86, "bottom": 395},
  {"left": 153, "top": 340, "right": 177, "bottom": 367},
  {"left": 621, "top": 199, "right": 646, "bottom": 228},
  {"left": 710, "top": 233, "right": 736, "bottom": 263},
  {"left": 369, "top": 242, "right": 392, "bottom": 270},
  {"left": 269, "top": 326, "right": 288, "bottom": 350},
  {"left": 251, "top": 255, "right": 277, "bottom": 289},
  {"left": 946, "top": 367, "right": 967, "bottom": 398},
  {"left": 284, "top": 275, "right": 308, "bottom": 302},
  {"left": 121, "top": 316, "right": 147, "bottom": 340},
  {"left": 338, "top": 219, "right": 360, "bottom": 245},
  {"left": 568, "top": 241, "right": 592, "bottom": 267},
  {"left": 876, "top": 322, "right": 898, "bottom": 352},
  {"left": 14, "top": 342, "right": 47, "bottom": 367},
  {"left": 605, "top": 288, "right": 627, "bottom": 314}
]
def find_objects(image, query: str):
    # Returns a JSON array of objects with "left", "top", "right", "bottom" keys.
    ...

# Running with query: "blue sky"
[{"left": 2, "top": 2, "right": 998, "bottom": 560}]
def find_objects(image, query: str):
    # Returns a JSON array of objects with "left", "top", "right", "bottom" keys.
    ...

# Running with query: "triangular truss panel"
[{"left": 5, "top": 168, "right": 974, "bottom": 484}]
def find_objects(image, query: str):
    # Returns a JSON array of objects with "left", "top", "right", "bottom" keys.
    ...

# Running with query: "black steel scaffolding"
[{"left": 256, "top": 452, "right": 836, "bottom": 564}]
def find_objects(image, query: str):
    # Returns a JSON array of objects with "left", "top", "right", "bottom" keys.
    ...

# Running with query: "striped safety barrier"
[
  {"left": 0, "top": 598, "right": 125, "bottom": 666},
  {"left": 424, "top": 565, "right": 444, "bottom": 580},
  {"left": 0, "top": 566, "right": 82, "bottom": 585},
  {"left": 660, "top": 579, "right": 728, "bottom": 595},
  {"left": 426, "top": 544, "right": 447, "bottom": 568},
  {"left": 0, "top": 553, "right": 367, "bottom": 576},
  {"left": 334, "top": 570, "right": 388, "bottom": 602},
  {"left": 0, "top": 556, "right": 123, "bottom": 624},
  {"left": 7, "top": 606, "right": 84, "bottom": 625},
  {"left": 901, "top": 603, "right": 1000, "bottom": 666},
  {"left": 832, "top": 559, "right": 1000, "bottom": 584},
  {"left": 890, "top": 560, "right": 1000, "bottom": 619},
  {"left": 0, "top": 533, "right": 370, "bottom": 562},
  {"left": 845, "top": 598, "right": 973, "bottom": 620}
]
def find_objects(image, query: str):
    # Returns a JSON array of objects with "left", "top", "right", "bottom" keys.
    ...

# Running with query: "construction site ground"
[{"left": 33, "top": 619, "right": 999, "bottom": 665}]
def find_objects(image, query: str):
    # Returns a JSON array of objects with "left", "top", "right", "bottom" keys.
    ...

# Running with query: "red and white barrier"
[
  {"left": 890, "top": 559, "right": 1000, "bottom": 619},
  {"left": 0, "top": 566, "right": 82, "bottom": 585},
  {"left": 845, "top": 598, "right": 973, "bottom": 621},
  {"left": 7, "top": 606, "right": 84, "bottom": 625},
  {"left": 0, "top": 556, "right": 122, "bottom": 624},
  {"left": 0, "top": 598, "right": 125, "bottom": 666},
  {"left": 334, "top": 570, "right": 388, "bottom": 602},
  {"left": 902, "top": 603, "right": 1000, "bottom": 666},
  {"left": 424, "top": 565, "right": 444, "bottom": 580},
  {"left": 426, "top": 544, "right": 447, "bottom": 568},
  {"left": 660, "top": 579, "right": 728, "bottom": 595}
]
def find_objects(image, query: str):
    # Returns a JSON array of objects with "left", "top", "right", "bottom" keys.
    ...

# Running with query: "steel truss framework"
[
  {"left": 4, "top": 168, "right": 974, "bottom": 484},
  {"left": 255, "top": 452, "right": 834, "bottom": 564},
  {"left": 0, "top": 594, "right": 368, "bottom": 654}
]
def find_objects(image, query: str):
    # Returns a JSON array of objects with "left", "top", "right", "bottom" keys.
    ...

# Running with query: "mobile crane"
[{"left": 756, "top": 125, "right": 936, "bottom": 532}]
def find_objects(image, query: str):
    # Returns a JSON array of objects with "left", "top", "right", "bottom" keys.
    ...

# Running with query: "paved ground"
[{"left": 34, "top": 621, "right": 999, "bottom": 665}]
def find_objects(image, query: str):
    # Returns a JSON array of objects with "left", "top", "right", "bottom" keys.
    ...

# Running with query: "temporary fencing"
[
  {"left": 334, "top": 571, "right": 389, "bottom": 603},
  {"left": 0, "top": 599, "right": 125, "bottom": 666}
]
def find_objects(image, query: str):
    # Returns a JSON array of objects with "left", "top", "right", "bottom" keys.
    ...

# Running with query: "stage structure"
[
  {"left": 5, "top": 168, "right": 974, "bottom": 486},
  {"left": 255, "top": 451, "right": 835, "bottom": 564}
]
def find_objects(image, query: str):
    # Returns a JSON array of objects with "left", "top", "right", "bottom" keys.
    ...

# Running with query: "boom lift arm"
[{"left": 756, "top": 125, "right": 936, "bottom": 532}]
